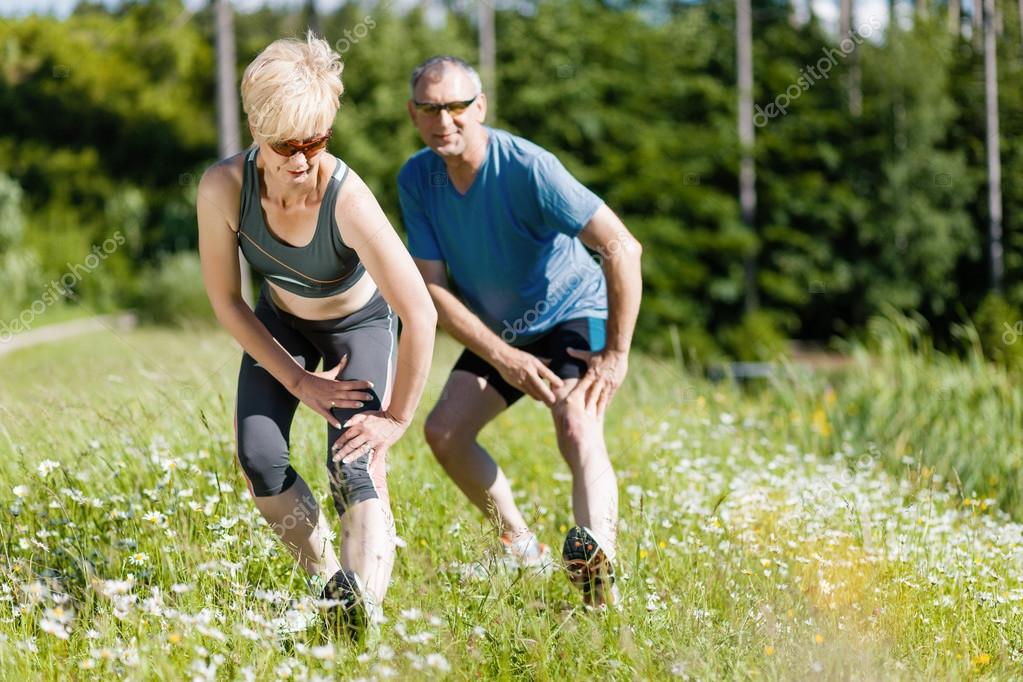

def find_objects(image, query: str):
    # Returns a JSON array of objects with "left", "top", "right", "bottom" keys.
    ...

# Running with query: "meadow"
[{"left": 1, "top": 314, "right": 1021, "bottom": 680}]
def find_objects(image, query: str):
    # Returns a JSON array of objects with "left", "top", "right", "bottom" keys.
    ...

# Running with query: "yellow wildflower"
[{"left": 811, "top": 408, "right": 831, "bottom": 437}]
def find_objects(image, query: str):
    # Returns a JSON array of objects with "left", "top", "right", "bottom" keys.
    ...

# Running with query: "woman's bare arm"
[
  {"left": 338, "top": 171, "right": 436, "bottom": 423},
  {"left": 329, "top": 171, "right": 436, "bottom": 461}
]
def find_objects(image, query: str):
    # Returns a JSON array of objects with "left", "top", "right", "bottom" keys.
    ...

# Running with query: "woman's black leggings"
[{"left": 234, "top": 282, "right": 397, "bottom": 517}]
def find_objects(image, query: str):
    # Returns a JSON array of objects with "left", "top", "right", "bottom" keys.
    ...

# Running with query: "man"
[{"left": 397, "top": 56, "right": 642, "bottom": 607}]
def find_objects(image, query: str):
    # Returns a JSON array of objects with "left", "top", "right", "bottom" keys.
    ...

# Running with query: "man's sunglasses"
[
  {"left": 412, "top": 95, "right": 478, "bottom": 116},
  {"left": 268, "top": 129, "right": 333, "bottom": 158}
]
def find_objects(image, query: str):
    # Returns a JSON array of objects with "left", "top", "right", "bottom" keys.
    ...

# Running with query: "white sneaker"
[{"left": 499, "top": 531, "right": 555, "bottom": 576}]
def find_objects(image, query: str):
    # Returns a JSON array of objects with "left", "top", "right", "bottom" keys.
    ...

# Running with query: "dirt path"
[{"left": 0, "top": 313, "right": 138, "bottom": 358}]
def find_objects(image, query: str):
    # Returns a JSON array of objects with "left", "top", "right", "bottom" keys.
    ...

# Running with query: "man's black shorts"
[{"left": 452, "top": 317, "right": 607, "bottom": 406}]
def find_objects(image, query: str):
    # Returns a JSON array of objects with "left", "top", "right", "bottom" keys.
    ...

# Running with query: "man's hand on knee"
[
  {"left": 565, "top": 348, "right": 629, "bottom": 418},
  {"left": 493, "top": 346, "right": 564, "bottom": 406}
]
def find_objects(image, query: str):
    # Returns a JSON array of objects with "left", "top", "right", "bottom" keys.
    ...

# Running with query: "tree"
[
  {"left": 303, "top": 0, "right": 321, "bottom": 35},
  {"left": 984, "top": 0, "right": 1003, "bottom": 290},
  {"left": 737, "top": 0, "right": 757, "bottom": 312},
  {"left": 213, "top": 0, "right": 253, "bottom": 305},
  {"left": 478, "top": 1, "right": 496, "bottom": 122},
  {"left": 840, "top": 0, "right": 862, "bottom": 115}
]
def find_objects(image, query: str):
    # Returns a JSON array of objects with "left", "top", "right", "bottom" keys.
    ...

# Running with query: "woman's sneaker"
[
  {"left": 561, "top": 526, "right": 620, "bottom": 608},
  {"left": 319, "top": 568, "right": 374, "bottom": 644},
  {"left": 499, "top": 530, "right": 554, "bottom": 575}
]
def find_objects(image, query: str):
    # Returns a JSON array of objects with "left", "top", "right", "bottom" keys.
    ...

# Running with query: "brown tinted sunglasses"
[{"left": 269, "top": 129, "right": 332, "bottom": 158}]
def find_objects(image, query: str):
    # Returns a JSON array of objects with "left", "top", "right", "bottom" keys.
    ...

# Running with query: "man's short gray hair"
[{"left": 409, "top": 56, "right": 483, "bottom": 98}]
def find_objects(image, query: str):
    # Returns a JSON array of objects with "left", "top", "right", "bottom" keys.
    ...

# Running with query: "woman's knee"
[{"left": 237, "top": 423, "right": 293, "bottom": 497}]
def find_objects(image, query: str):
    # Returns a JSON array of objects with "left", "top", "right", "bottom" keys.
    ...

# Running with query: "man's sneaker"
[
  {"left": 319, "top": 568, "right": 373, "bottom": 644},
  {"left": 561, "top": 526, "right": 620, "bottom": 608},
  {"left": 499, "top": 531, "right": 554, "bottom": 575}
]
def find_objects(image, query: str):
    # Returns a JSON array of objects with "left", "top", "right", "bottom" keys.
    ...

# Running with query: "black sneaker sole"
[
  {"left": 561, "top": 526, "right": 616, "bottom": 607},
  {"left": 320, "top": 568, "right": 366, "bottom": 642}
]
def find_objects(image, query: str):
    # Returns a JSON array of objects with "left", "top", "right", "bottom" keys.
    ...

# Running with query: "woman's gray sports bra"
[{"left": 237, "top": 147, "right": 365, "bottom": 297}]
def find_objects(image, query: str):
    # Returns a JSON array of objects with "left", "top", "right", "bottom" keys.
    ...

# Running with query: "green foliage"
[
  {"left": 854, "top": 25, "right": 976, "bottom": 318},
  {"left": 0, "top": 172, "right": 25, "bottom": 249},
  {"left": 774, "top": 308, "right": 1023, "bottom": 518},
  {"left": 0, "top": 172, "right": 46, "bottom": 322},
  {"left": 973, "top": 292, "right": 1023, "bottom": 370},
  {"left": 133, "top": 251, "right": 215, "bottom": 325},
  {"left": 0, "top": 0, "right": 1021, "bottom": 358},
  {"left": 104, "top": 185, "right": 147, "bottom": 257},
  {"left": 720, "top": 309, "right": 793, "bottom": 361},
  {"left": 0, "top": 249, "right": 45, "bottom": 322}
]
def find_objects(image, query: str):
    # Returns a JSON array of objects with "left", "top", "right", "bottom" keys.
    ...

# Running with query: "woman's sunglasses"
[
  {"left": 412, "top": 95, "right": 478, "bottom": 116},
  {"left": 268, "top": 129, "right": 333, "bottom": 158}
]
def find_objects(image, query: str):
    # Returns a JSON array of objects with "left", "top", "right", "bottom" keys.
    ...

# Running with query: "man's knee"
[
  {"left": 423, "top": 411, "right": 465, "bottom": 459},
  {"left": 552, "top": 394, "right": 594, "bottom": 444}
]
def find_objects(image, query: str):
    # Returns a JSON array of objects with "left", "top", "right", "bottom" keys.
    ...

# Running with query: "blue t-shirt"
[{"left": 398, "top": 127, "right": 607, "bottom": 344}]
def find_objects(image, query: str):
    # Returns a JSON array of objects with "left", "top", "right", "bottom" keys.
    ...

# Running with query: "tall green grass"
[
  {"left": 765, "top": 311, "right": 1023, "bottom": 518},
  {"left": 0, "top": 322, "right": 1021, "bottom": 679}
]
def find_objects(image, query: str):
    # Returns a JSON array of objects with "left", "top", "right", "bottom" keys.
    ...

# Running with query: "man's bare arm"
[{"left": 414, "top": 258, "right": 562, "bottom": 405}]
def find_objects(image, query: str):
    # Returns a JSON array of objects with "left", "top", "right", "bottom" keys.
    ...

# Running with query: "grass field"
[{"left": 1, "top": 316, "right": 1022, "bottom": 680}]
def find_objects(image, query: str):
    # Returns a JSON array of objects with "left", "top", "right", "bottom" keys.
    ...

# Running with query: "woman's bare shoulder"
[
  {"left": 335, "top": 162, "right": 379, "bottom": 214},
  {"left": 198, "top": 151, "right": 249, "bottom": 231}
]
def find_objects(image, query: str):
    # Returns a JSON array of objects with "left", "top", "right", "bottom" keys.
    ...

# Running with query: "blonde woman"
[{"left": 196, "top": 32, "right": 436, "bottom": 640}]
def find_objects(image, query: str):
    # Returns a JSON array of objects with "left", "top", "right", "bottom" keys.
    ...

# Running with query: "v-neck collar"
[{"left": 445, "top": 131, "right": 491, "bottom": 199}]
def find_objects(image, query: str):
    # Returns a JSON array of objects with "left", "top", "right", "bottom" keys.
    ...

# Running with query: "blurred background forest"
[{"left": 0, "top": 0, "right": 1021, "bottom": 363}]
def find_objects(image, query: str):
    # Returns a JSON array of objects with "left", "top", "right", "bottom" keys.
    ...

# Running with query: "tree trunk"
[
  {"left": 214, "top": 0, "right": 253, "bottom": 307},
  {"left": 916, "top": 0, "right": 928, "bottom": 19},
  {"left": 984, "top": 0, "right": 1004, "bottom": 290},
  {"left": 972, "top": 0, "right": 983, "bottom": 47},
  {"left": 303, "top": 0, "right": 320, "bottom": 36},
  {"left": 840, "top": 0, "right": 863, "bottom": 116},
  {"left": 788, "top": 0, "right": 802, "bottom": 28},
  {"left": 948, "top": 0, "right": 960, "bottom": 35},
  {"left": 737, "top": 0, "right": 758, "bottom": 312},
  {"left": 478, "top": 2, "right": 496, "bottom": 123}
]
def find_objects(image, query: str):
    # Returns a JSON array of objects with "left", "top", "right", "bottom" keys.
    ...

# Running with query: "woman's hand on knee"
[
  {"left": 331, "top": 410, "right": 409, "bottom": 464},
  {"left": 291, "top": 354, "right": 376, "bottom": 428}
]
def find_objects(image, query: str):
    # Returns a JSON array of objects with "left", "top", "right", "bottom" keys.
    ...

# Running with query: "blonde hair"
[{"left": 241, "top": 31, "right": 344, "bottom": 145}]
